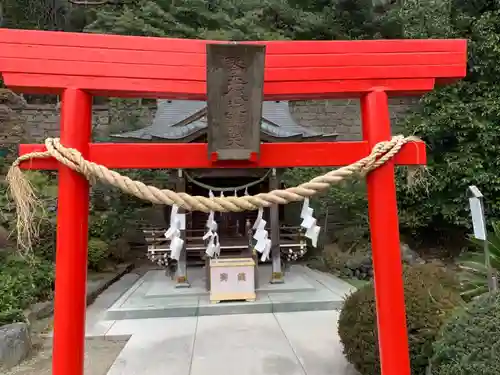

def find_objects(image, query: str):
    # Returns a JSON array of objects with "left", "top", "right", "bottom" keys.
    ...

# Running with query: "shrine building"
[{"left": 113, "top": 99, "right": 337, "bottom": 285}]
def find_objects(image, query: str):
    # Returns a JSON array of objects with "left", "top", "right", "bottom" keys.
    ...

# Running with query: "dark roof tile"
[{"left": 113, "top": 100, "right": 332, "bottom": 140}]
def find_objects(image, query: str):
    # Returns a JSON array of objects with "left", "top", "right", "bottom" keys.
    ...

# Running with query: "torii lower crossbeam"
[
  {"left": 19, "top": 141, "right": 426, "bottom": 169},
  {"left": 0, "top": 28, "right": 466, "bottom": 375}
]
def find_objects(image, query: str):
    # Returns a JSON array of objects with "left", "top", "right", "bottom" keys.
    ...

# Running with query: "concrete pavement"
[
  {"left": 104, "top": 311, "right": 358, "bottom": 375},
  {"left": 75, "top": 266, "right": 358, "bottom": 375}
]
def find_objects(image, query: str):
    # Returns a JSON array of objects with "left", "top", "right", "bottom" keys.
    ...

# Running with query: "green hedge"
[
  {"left": 431, "top": 292, "right": 500, "bottom": 375},
  {"left": 338, "top": 263, "right": 463, "bottom": 375}
]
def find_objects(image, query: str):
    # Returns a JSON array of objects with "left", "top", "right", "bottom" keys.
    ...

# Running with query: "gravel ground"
[{"left": 4, "top": 338, "right": 126, "bottom": 375}]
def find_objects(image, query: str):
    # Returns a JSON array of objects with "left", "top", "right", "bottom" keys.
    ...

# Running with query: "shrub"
[
  {"left": 89, "top": 210, "right": 125, "bottom": 242},
  {"left": 107, "top": 237, "right": 131, "bottom": 263},
  {"left": 32, "top": 215, "right": 57, "bottom": 261},
  {"left": 338, "top": 263, "right": 463, "bottom": 375},
  {"left": 458, "top": 220, "right": 500, "bottom": 300},
  {"left": 430, "top": 292, "right": 500, "bottom": 375},
  {"left": 87, "top": 237, "right": 110, "bottom": 271},
  {"left": 0, "top": 255, "right": 55, "bottom": 326},
  {"left": 322, "top": 244, "right": 373, "bottom": 281}
]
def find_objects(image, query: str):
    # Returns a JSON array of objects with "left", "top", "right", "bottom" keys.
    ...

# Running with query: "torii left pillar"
[{"left": 52, "top": 88, "right": 92, "bottom": 375}]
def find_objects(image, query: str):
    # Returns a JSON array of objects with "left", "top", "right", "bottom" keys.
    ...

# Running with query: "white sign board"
[{"left": 469, "top": 197, "right": 486, "bottom": 240}]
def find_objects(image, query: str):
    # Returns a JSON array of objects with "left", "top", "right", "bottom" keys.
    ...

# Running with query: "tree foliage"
[
  {"left": 85, "top": 0, "right": 381, "bottom": 41},
  {"left": 1, "top": 0, "right": 66, "bottom": 30},
  {"left": 287, "top": 1, "right": 500, "bottom": 246},
  {"left": 387, "top": 1, "right": 500, "bottom": 239},
  {"left": 0, "top": 0, "right": 97, "bottom": 32}
]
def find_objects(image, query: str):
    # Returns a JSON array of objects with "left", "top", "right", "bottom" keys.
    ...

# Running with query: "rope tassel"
[{"left": 5, "top": 136, "right": 423, "bottom": 256}]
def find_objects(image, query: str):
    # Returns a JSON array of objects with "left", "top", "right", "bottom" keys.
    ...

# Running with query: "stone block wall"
[
  {"left": 290, "top": 97, "right": 421, "bottom": 140},
  {"left": 6, "top": 104, "right": 111, "bottom": 141},
  {"left": 0, "top": 98, "right": 420, "bottom": 145}
]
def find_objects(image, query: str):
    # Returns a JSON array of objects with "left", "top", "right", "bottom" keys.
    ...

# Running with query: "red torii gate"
[{"left": 0, "top": 28, "right": 466, "bottom": 375}]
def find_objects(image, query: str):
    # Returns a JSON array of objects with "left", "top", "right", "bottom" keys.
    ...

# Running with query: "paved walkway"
[
  {"left": 103, "top": 311, "right": 358, "bottom": 375},
  {"left": 76, "top": 266, "right": 358, "bottom": 375}
]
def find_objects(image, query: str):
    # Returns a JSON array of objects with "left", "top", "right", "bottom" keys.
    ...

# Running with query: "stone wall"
[
  {"left": 1, "top": 98, "right": 420, "bottom": 144},
  {"left": 0, "top": 106, "right": 25, "bottom": 148},
  {"left": 7, "top": 104, "right": 111, "bottom": 141},
  {"left": 289, "top": 97, "right": 420, "bottom": 140}
]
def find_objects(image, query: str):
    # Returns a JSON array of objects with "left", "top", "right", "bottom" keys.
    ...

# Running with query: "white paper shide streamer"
[
  {"left": 300, "top": 198, "right": 321, "bottom": 247},
  {"left": 203, "top": 190, "right": 220, "bottom": 258},
  {"left": 252, "top": 207, "right": 272, "bottom": 262},
  {"left": 164, "top": 204, "right": 184, "bottom": 261}
]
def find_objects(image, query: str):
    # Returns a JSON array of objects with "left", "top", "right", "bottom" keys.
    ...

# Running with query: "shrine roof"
[{"left": 113, "top": 100, "right": 336, "bottom": 141}]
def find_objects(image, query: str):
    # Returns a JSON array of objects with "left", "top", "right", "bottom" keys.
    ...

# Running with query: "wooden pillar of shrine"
[
  {"left": 175, "top": 168, "right": 190, "bottom": 288},
  {"left": 269, "top": 168, "right": 283, "bottom": 283}
]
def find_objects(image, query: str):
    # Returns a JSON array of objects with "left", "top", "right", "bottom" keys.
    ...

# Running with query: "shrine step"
[
  {"left": 105, "top": 293, "right": 342, "bottom": 320},
  {"left": 104, "top": 265, "right": 354, "bottom": 320}
]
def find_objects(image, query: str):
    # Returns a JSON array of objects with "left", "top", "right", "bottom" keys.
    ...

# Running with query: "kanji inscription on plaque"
[{"left": 206, "top": 43, "right": 265, "bottom": 161}]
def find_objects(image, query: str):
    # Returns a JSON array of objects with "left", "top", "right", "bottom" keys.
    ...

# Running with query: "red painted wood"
[
  {"left": 2, "top": 73, "right": 437, "bottom": 99},
  {"left": 0, "top": 28, "right": 467, "bottom": 98},
  {"left": 0, "top": 58, "right": 465, "bottom": 82},
  {"left": 52, "top": 89, "right": 91, "bottom": 375},
  {"left": 0, "top": 28, "right": 466, "bottom": 54},
  {"left": 18, "top": 140, "right": 427, "bottom": 170},
  {"left": 361, "top": 90, "right": 410, "bottom": 375},
  {"left": 0, "top": 43, "right": 465, "bottom": 68}
]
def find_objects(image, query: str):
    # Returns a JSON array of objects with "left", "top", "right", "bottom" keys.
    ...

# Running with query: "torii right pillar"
[{"left": 361, "top": 88, "right": 411, "bottom": 375}]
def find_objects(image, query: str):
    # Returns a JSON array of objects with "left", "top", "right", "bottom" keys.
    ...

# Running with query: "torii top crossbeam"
[
  {"left": 0, "top": 28, "right": 465, "bottom": 99},
  {"left": 0, "top": 28, "right": 467, "bottom": 375}
]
